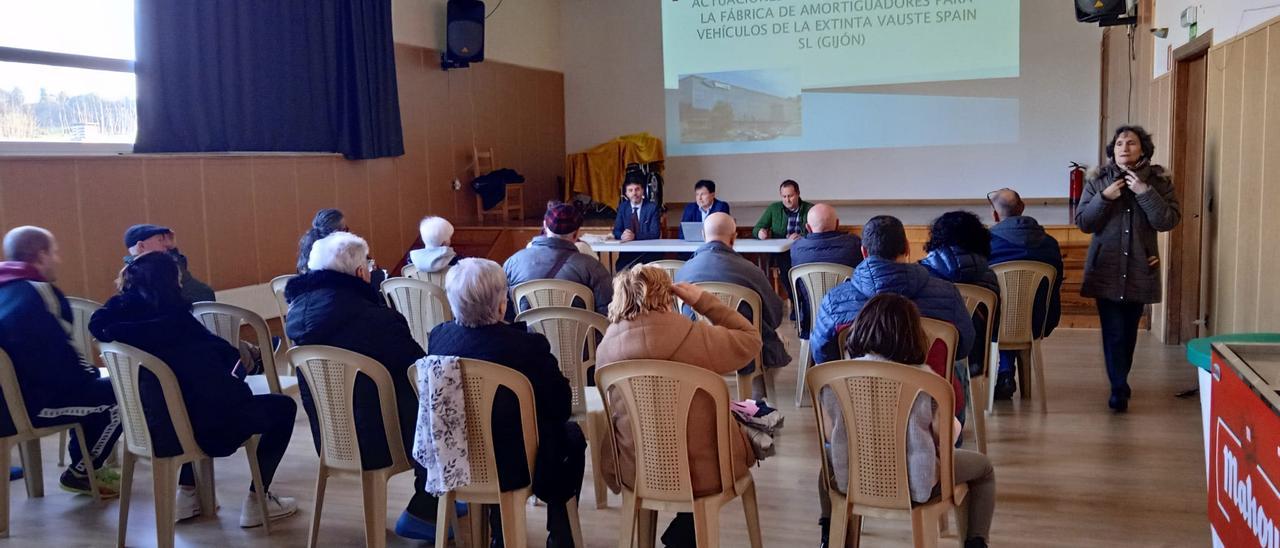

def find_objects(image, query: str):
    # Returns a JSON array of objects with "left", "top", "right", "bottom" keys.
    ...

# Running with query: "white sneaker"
[
  {"left": 239, "top": 491, "right": 298, "bottom": 528},
  {"left": 175, "top": 486, "right": 201, "bottom": 521}
]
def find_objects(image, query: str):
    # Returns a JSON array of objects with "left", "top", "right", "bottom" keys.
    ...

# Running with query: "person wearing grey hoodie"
[{"left": 409, "top": 216, "right": 459, "bottom": 274}]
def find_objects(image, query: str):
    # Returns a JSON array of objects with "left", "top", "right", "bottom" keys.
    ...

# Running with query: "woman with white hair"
[
  {"left": 409, "top": 216, "right": 458, "bottom": 274},
  {"left": 427, "top": 258, "right": 585, "bottom": 548}
]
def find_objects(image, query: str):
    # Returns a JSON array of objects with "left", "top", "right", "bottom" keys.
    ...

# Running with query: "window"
[{"left": 0, "top": 0, "right": 136, "bottom": 152}]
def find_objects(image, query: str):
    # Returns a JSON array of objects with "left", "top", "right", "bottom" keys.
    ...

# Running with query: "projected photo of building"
[{"left": 677, "top": 69, "right": 801, "bottom": 144}]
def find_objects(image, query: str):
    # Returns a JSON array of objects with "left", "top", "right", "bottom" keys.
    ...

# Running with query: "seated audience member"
[
  {"left": 409, "top": 216, "right": 459, "bottom": 274},
  {"left": 427, "top": 258, "right": 586, "bottom": 547},
  {"left": 987, "top": 189, "right": 1064, "bottom": 399},
  {"left": 612, "top": 178, "right": 662, "bottom": 268},
  {"left": 919, "top": 210, "right": 1000, "bottom": 380},
  {"left": 297, "top": 208, "right": 347, "bottom": 274},
  {"left": 504, "top": 202, "right": 613, "bottom": 319},
  {"left": 90, "top": 251, "right": 298, "bottom": 525},
  {"left": 0, "top": 226, "right": 122, "bottom": 497},
  {"left": 679, "top": 179, "right": 731, "bottom": 238},
  {"left": 124, "top": 224, "right": 214, "bottom": 304},
  {"left": 810, "top": 215, "right": 974, "bottom": 378},
  {"left": 676, "top": 212, "right": 789, "bottom": 397},
  {"left": 284, "top": 231, "right": 446, "bottom": 540},
  {"left": 597, "top": 265, "right": 761, "bottom": 546},
  {"left": 755, "top": 179, "right": 814, "bottom": 311},
  {"left": 818, "top": 294, "right": 995, "bottom": 548},
  {"left": 790, "top": 204, "right": 863, "bottom": 339}
]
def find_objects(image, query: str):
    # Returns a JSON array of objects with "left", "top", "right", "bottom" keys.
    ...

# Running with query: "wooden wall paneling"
[
  {"left": 1260, "top": 27, "right": 1280, "bottom": 331},
  {"left": 1232, "top": 32, "right": 1268, "bottom": 332},
  {"left": 141, "top": 158, "right": 212, "bottom": 287},
  {"left": 75, "top": 159, "right": 147, "bottom": 300},
  {"left": 1215, "top": 41, "right": 1246, "bottom": 334},
  {"left": 251, "top": 158, "right": 301, "bottom": 280},
  {"left": 295, "top": 157, "right": 340, "bottom": 229},
  {"left": 470, "top": 62, "right": 502, "bottom": 168},
  {"left": 514, "top": 67, "right": 542, "bottom": 208},
  {"left": 365, "top": 157, "right": 404, "bottom": 266},
  {"left": 1203, "top": 47, "right": 1226, "bottom": 336},
  {"left": 394, "top": 45, "right": 433, "bottom": 249},
  {"left": 0, "top": 160, "right": 87, "bottom": 297},
  {"left": 201, "top": 158, "right": 259, "bottom": 290},
  {"left": 395, "top": 154, "right": 431, "bottom": 254},
  {"left": 333, "top": 160, "right": 373, "bottom": 241},
  {"left": 447, "top": 68, "right": 479, "bottom": 224},
  {"left": 538, "top": 70, "right": 568, "bottom": 211},
  {"left": 423, "top": 53, "right": 458, "bottom": 222},
  {"left": 492, "top": 64, "right": 524, "bottom": 211}
]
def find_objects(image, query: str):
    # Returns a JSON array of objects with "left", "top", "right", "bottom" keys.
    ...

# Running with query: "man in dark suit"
[
  {"left": 613, "top": 179, "right": 662, "bottom": 268},
  {"left": 679, "top": 179, "right": 731, "bottom": 238}
]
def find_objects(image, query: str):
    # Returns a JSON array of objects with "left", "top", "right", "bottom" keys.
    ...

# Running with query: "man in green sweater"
[{"left": 753, "top": 179, "right": 814, "bottom": 318}]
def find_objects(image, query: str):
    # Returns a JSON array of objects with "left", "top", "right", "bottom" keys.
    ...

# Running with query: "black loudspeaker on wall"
[
  {"left": 1075, "top": 0, "right": 1136, "bottom": 27},
  {"left": 442, "top": 0, "right": 485, "bottom": 70}
]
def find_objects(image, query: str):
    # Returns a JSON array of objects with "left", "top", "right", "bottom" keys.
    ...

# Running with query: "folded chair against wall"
[
  {"left": 788, "top": 262, "right": 854, "bottom": 407},
  {"left": 954, "top": 284, "right": 997, "bottom": 454},
  {"left": 515, "top": 306, "right": 612, "bottom": 509},
  {"left": 191, "top": 302, "right": 297, "bottom": 396},
  {"left": 690, "top": 281, "right": 774, "bottom": 401},
  {"left": 596, "top": 359, "right": 763, "bottom": 548},
  {"left": 409, "top": 358, "right": 584, "bottom": 548},
  {"left": 806, "top": 359, "right": 967, "bottom": 548},
  {"left": 0, "top": 348, "right": 103, "bottom": 538},
  {"left": 380, "top": 278, "right": 454, "bottom": 354},
  {"left": 990, "top": 261, "right": 1057, "bottom": 414},
  {"left": 288, "top": 345, "right": 414, "bottom": 548},
  {"left": 99, "top": 342, "right": 272, "bottom": 548},
  {"left": 511, "top": 279, "right": 594, "bottom": 315}
]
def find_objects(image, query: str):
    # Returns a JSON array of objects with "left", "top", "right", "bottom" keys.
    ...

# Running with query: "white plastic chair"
[
  {"left": 689, "top": 281, "right": 772, "bottom": 400},
  {"left": 61, "top": 297, "right": 104, "bottom": 466},
  {"left": 955, "top": 283, "right": 997, "bottom": 454},
  {"left": 380, "top": 277, "right": 453, "bottom": 353},
  {"left": 990, "top": 261, "right": 1057, "bottom": 414},
  {"left": 191, "top": 302, "right": 298, "bottom": 396},
  {"left": 511, "top": 279, "right": 595, "bottom": 315},
  {"left": 788, "top": 262, "right": 854, "bottom": 407}
]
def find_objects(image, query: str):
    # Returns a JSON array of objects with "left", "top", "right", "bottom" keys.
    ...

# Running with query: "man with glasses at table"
[{"left": 986, "top": 188, "right": 1064, "bottom": 400}]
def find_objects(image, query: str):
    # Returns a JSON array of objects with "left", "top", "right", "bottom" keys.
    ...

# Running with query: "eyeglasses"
[{"left": 986, "top": 188, "right": 1012, "bottom": 208}]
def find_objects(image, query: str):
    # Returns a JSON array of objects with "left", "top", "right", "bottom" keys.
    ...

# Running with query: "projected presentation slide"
[{"left": 662, "top": 0, "right": 1020, "bottom": 156}]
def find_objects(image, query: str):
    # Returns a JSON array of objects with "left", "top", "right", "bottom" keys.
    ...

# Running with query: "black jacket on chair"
[{"left": 284, "top": 269, "right": 425, "bottom": 470}]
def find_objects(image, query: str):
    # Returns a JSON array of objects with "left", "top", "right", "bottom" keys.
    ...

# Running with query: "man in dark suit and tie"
[
  {"left": 679, "top": 179, "right": 731, "bottom": 238},
  {"left": 613, "top": 178, "right": 662, "bottom": 268}
]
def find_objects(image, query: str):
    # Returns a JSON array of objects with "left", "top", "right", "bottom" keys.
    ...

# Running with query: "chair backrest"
[
  {"left": 288, "top": 345, "right": 408, "bottom": 473},
  {"left": 955, "top": 284, "right": 998, "bottom": 377},
  {"left": 595, "top": 359, "right": 737, "bottom": 503},
  {"left": 511, "top": 279, "right": 594, "bottom": 314},
  {"left": 270, "top": 274, "right": 294, "bottom": 322},
  {"left": 992, "top": 261, "right": 1057, "bottom": 345},
  {"left": 99, "top": 342, "right": 201, "bottom": 459},
  {"left": 691, "top": 282, "right": 765, "bottom": 372},
  {"left": 401, "top": 264, "right": 419, "bottom": 279},
  {"left": 192, "top": 301, "right": 287, "bottom": 394},
  {"left": 805, "top": 359, "right": 959, "bottom": 511},
  {"left": 406, "top": 265, "right": 450, "bottom": 288},
  {"left": 788, "top": 262, "right": 854, "bottom": 337},
  {"left": 406, "top": 358, "right": 539, "bottom": 496},
  {"left": 380, "top": 277, "right": 454, "bottom": 353},
  {"left": 67, "top": 297, "right": 103, "bottom": 361},
  {"left": 648, "top": 260, "right": 686, "bottom": 280},
  {"left": 515, "top": 307, "right": 609, "bottom": 416},
  {"left": 0, "top": 348, "right": 36, "bottom": 434},
  {"left": 919, "top": 318, "right": 959, "bottom": 382}
]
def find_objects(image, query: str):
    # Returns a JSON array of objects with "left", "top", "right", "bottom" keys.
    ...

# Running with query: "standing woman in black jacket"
[{"left": 1075, "top": 126, "right": 1181, "bottom": 412}]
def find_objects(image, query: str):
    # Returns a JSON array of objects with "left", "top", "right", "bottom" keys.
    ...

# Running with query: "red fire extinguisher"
[{"left": 1068, "top": 162, "right": 1086, "bottom": 221}]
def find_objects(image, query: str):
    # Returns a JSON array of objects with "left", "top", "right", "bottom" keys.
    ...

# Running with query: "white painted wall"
[
  {"left": 392, "top": 0, "right": 563, "bottom": 72},
  {"left": 1154, "top": 0, "right": 1280, "bottom": 76}
]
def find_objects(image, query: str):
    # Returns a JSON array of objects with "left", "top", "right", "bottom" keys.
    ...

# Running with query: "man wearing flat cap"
[
  {"left": 503, "top": 202, "right": 613, "bottom": 320},
  {"left": 123, "top": 224, "right": 215, "bottom": 305}
]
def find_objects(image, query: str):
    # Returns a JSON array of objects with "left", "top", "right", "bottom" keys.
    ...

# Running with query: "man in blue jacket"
[
  {"left": 790, "top": 204, "right": 861, "bottom": 339},
  {"left": 679, "top": 179, "right": 731, "bottom": 237},
  {"left": 612, "top": 179, "right": 663, "bottom": 268},
  {"left": 988, "top": 189, "right": 1064, "bottom": 399},
  {"left": 810, "top": 215, "right": 974, "bottom": 366},
  {"left": 0, "top": 226, "right": 121, "bottom": 497}
]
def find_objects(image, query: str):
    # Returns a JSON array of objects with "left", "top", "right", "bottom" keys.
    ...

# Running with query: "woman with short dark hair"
[
  {"left": 1075, "top": 125, "right": 1181, "bottom": 412},
  {"left": 296, "top": 208, "right": 346, "bottom": 274}
]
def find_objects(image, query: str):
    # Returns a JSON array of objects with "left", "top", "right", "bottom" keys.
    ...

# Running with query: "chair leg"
[
  {"left": 955, "top": 500, "right": 970, "bottom": 543},
  {"left": 152, "top": 459, "right": 178, "bottom": 548},
  {"left": 359, "top": 471, "right": 389, "bottom": 548},
  {"left": 741, "top": 482, "right": 763, "bottom": 548},
  {"left": 498, "top": 490, "right": 528, "bottom": 548},
  {"left": 0, "top": 440, "right": 10, "bottom": 538},
  {"left": 828, "top": 493, "right": 850, "bottom": 548},
  {"left": 796, "top": 339, "right": 811, "bottom": 407},
  {"left": 636, "top": 508, "right": 656, "bottom": 548},
  {"left": 986, "top": 343, "right": 999, "bottom": 416},
  {"left": 566, "top": 496, "right": 585, "bottom": 548},
  {"left": 617, "top": 491, "right": 638, "bottom": 548},
  {"left": 116, "top": 451, "right": 136, "bottom": 548},
  {"left": 468, "top": 503, "right": 487, "bottom": 548},
  {"left": 1016, "top": 350, "right": 1031, "bottom": 401},
  {"left": 307, "top": 467, "right": 328, "bottom": 548},
  {"left": 58, "top": 431, "right": 66, "bottom": 467},
  {"left": 1033, "top": 341, "right": 1048, "bottom": 413},
  {"left": 71, "top": 424, "right": 102, "bottom": 501},
  {"left": 691, "top": 498, "right": 720, "bottom": 548},
  {"left": 736, "top": 372, "right": 753, "bottom": 401},
  {"left": 586, "top": 413, "right": 609, "bottom": 509},
  {"left": 193, "top": 458, "right": 217, "bottom": 518},
  {"left": 19, "top": 439, "right": 42, "bottom": 498},
  {"left": 435, "top": 490, "right": 455, "bottom": 548},
  {"left": 244, "top": 437, "right": 272, "bottom": 535},
  {"left": 847, "top": 514, "right": 862, "bottom": 548},
  {"left": 969, "top": 377, "right": 988, "bottom": 454},
  {"left": 910, "top": 506, "right": 940, "bottom": 548}
]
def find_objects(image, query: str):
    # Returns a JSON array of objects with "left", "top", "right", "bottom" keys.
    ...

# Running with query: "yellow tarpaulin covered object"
[{"left": 564, "top": 132, "right": 664, "bottom": 210}]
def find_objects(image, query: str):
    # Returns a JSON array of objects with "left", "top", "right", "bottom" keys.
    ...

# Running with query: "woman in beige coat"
[{"left": 596, "top": 265, "right": 762, "bottom": 546}]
